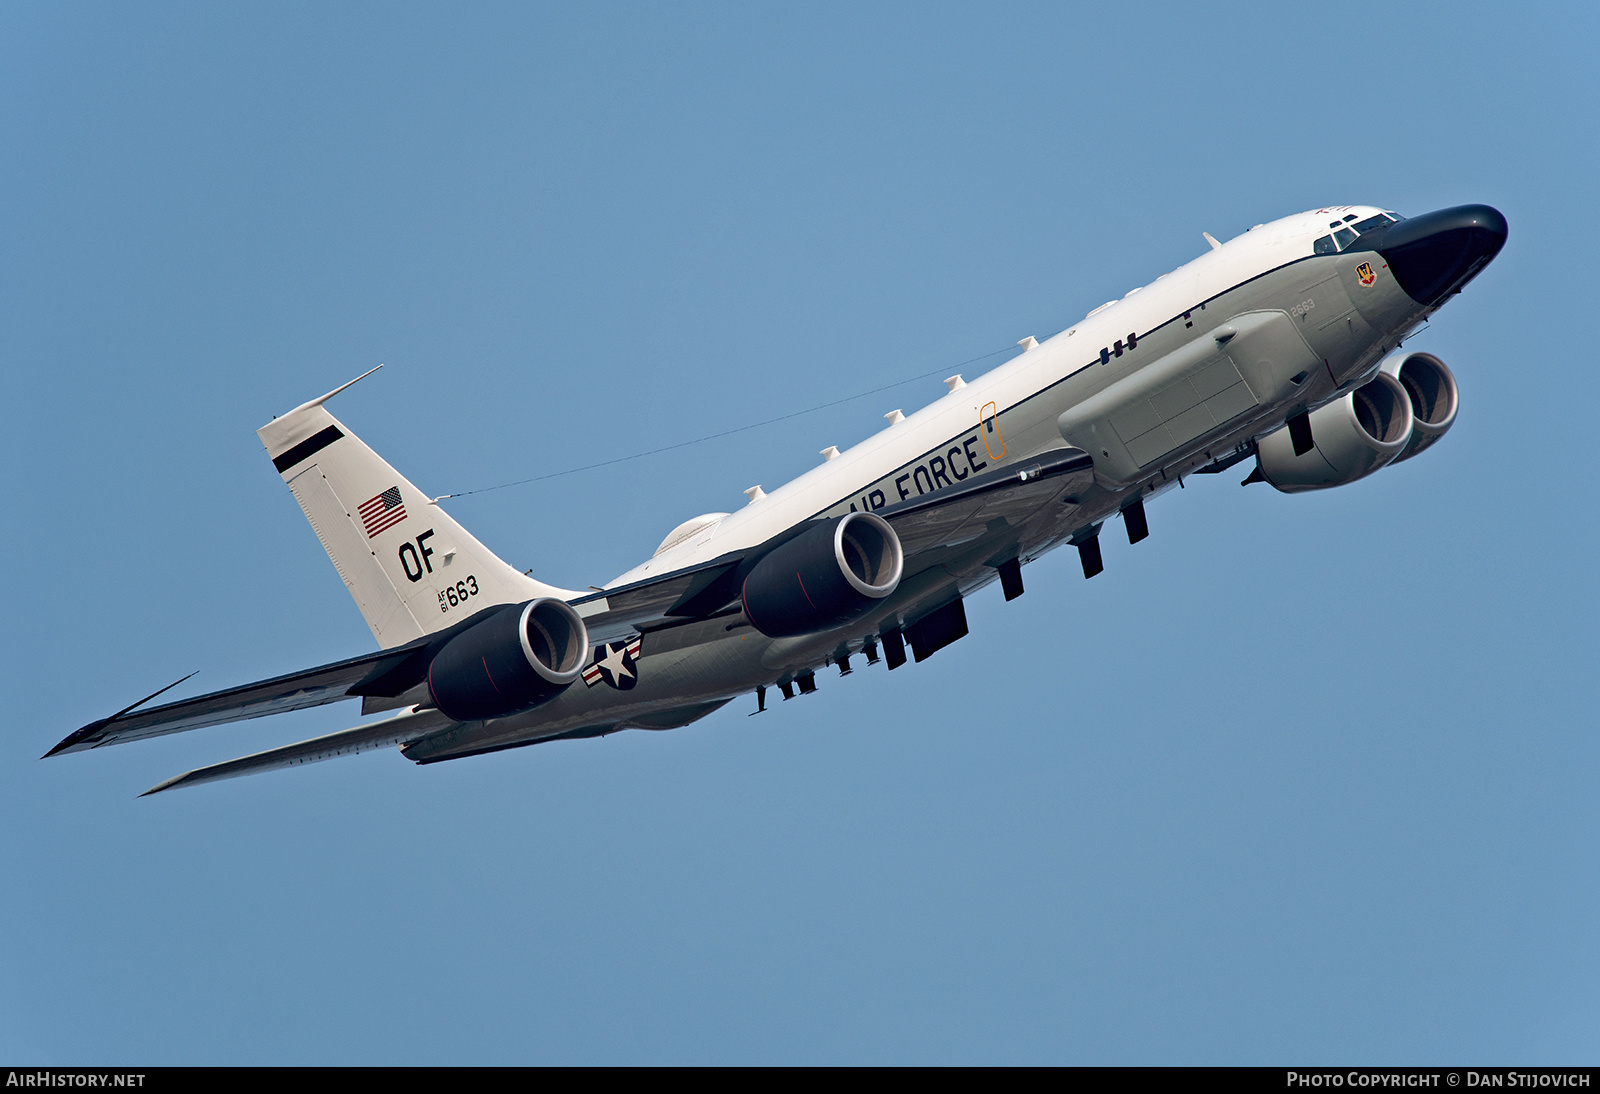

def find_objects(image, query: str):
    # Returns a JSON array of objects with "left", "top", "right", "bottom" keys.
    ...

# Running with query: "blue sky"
[{"left": 4, "top": 1, "right": 1597, "bottom": 1063}]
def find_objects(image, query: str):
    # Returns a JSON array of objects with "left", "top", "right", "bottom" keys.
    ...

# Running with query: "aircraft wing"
[
  {"left": 47, "top": 570, "right": 740, "bottom": 757},
  {"left": 140, "top": 707, "right": 452, "bottom": 795},
  {"left": 48, "top": 566, "right": 749, "bottom": 757},
  {"left": 46, "top": 645, "right": 429, "bottom": 756},
  {"left": 877, "top": 447, "right": 1095, "bottom": 557}
]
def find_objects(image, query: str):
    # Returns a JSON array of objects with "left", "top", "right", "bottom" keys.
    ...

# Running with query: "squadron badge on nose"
[
  {"left": 582, "top": 637, "right": 644, "bottom": 690},
  {"left": 1356, "top": 261, "right": 1376, "bottom": 286}
]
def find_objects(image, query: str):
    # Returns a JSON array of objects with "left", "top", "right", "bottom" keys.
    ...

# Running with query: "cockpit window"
[{"left": 1314, "top": 212, "right": 1400, "bottom": 256}]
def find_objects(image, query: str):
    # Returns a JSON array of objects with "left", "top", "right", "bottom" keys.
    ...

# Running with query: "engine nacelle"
[
  {"left": 1258, "top": 372, "right": 1414, "bottom": 493},
  {"left": 427, "top": 598, "right": 589, "bottom": 722},
  {"left": 741, "top": 512, "right": 903, "bottom": 638},
  {"left": 1380, "top": 350, "right": 1459, "bottom": 463}
]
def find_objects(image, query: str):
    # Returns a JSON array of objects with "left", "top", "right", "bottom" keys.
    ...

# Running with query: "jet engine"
[
  {"left": 741, "top": 512, "right": 903, "bottom": 638},
  {"left": 1381, "top": 350, "right": 1459, "bottom": 463},
  {"left": 427, "top": 598, "right": 589, "bottom": 721},
  {"left": 1258, "top": 372, "right": 1414, "bottom": 493}
]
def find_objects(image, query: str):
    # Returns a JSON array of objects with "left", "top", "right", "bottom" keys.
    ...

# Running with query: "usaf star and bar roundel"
[{"left": 583, "top": 637, "right": 643, "bottom": 690}]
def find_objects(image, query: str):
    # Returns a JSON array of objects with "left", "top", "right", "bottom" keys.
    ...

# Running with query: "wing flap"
[{"left": 141, "top": 707, "right": 453, "bottom": 795}]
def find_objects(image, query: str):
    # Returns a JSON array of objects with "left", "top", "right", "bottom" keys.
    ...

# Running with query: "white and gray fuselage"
[{"left": 405, "top": 204, "right": 1440, "bottom": 760}]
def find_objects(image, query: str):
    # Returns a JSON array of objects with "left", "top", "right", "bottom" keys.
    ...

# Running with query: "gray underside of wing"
[
  {"left": 48, "top": 646, "right": 419, "bottom": 756},
  {"left": 141, "top": 707, "right": 454, "bottom": 795}
]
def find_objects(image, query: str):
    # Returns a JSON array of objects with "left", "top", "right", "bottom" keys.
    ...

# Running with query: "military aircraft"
[{"left": 48, "top": 203, "right": 1507, "bottom": 794}]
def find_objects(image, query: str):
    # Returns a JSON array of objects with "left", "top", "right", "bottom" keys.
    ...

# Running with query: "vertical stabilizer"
[{"left": 258, "top": 388, "right": 578, "bottom": 648}]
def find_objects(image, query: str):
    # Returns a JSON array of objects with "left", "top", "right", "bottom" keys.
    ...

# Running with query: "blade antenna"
[{"left": 282, "top": 364, "right": 384, "bottom": 417}]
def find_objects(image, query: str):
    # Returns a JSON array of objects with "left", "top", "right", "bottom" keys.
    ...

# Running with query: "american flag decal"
[{"left": 358, "top": 486, "right": 407, "bottom": 538}]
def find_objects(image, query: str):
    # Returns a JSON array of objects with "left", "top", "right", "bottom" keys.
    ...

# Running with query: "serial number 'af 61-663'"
[{"left": 438, "top": 577, "right": 480, "bottom": 613}]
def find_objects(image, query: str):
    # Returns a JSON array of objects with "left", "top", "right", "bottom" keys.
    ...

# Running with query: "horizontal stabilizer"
[{"left": 141, "top": 707, "right": 453, "bottom": 795}]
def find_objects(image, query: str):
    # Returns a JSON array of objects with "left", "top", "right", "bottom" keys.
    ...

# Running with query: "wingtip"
[
  {"left": 43, "top": 723, "right": 104, "bottom": 759},
  {"left": 47, "top": 671, "right": 199, "bottom": 760}
]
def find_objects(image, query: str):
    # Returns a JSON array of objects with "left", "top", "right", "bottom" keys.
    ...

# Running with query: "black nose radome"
[{"left": 1375, "top": 204, "right": 1507, "bottom": 307}]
